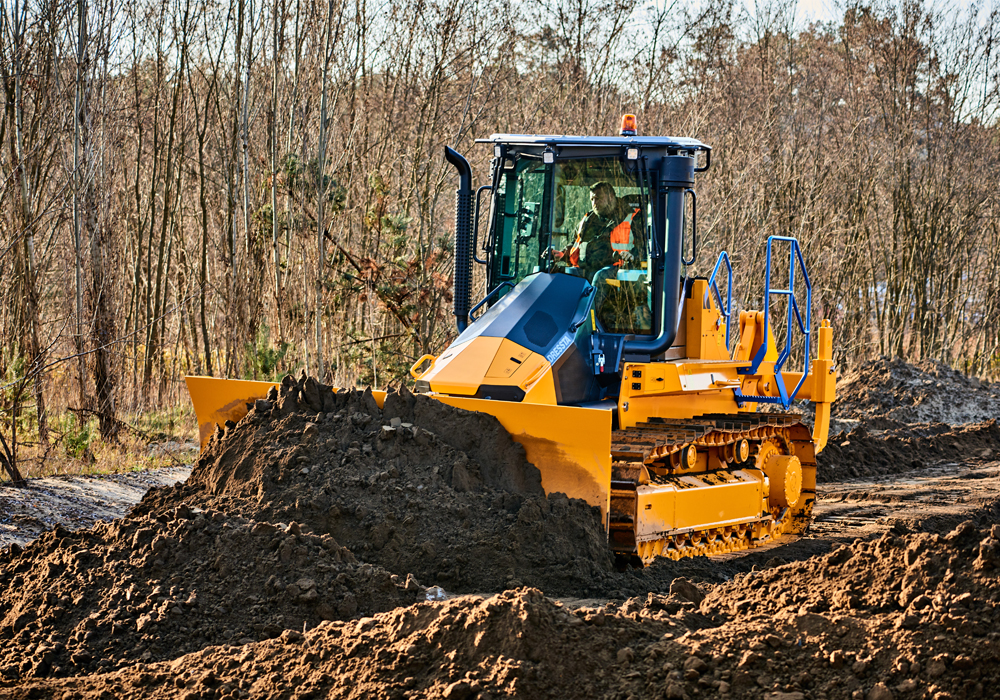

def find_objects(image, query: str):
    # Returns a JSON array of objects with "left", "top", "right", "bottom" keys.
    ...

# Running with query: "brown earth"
[
  {"left": 818, "top": 421, "right": 999, "bottom": 482},
  {"left": 818, "top": 358, "right": 1000, "bottom": 482},
  {"left": 832, "top": 357, "right": 1000, "bottom": 427},
  {"left": 134, "top": 380, "right": 615, "bottom": 596},
  {"left": 3, "top": 362, "right": 1000, "bottom": 699},
  {"left": 5, "top": 517, "right": 999, "bottom": 700},
  {"left": 0, "top": 502, "right": 418, "bottom": 683}
]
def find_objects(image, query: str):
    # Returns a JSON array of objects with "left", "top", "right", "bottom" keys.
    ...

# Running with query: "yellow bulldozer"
[{"left": 186, "top": 116, "right": 836, "bottom": 565}]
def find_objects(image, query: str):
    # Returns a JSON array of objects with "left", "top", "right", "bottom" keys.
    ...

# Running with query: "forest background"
[{"left": 1, "top": 0, "right": 998, "bottom": 479}]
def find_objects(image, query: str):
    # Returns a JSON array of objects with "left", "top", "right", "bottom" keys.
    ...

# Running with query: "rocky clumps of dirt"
[
  {"left": 818, "top": 358, "right": 1000, "bottom": 482},
  {"left": 834, "top": 357, "right": 1000, "bottom": 427},
  {"left": 9, "top": 516, "right": 1000, "bottom": 700},
  {"left": 818, "top": 420, "right": 1000, "bottom": 482},
  {"left": 696, "top": 518, "right": 1000, "bottom": 698},
  {"left": 0, "top": 502, "right": 418, "bottom": 682},
  {"left": 0, "top": 587, "right": 709, "bottom": 700},
  {"left": 137, "top": 376, "right": 614, "bottom": 596}
]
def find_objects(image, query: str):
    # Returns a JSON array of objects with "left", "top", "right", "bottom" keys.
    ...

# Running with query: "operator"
[{"left": 551, "top": 181, "right": 644, "bottom": 281}]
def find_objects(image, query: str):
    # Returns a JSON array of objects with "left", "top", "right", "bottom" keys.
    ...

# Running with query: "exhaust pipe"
[{"left": 445, "top": 146, "right": 473, "bottom": 332}]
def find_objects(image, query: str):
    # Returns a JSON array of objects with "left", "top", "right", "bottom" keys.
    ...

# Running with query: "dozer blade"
[
  {"left": 186, "top": 376, "right": 394, "bottom": 449},
  {"left": 186, "top": 376, "right": 279, "bottom": 448},
  {"left": 186, "top": 376, "right": 612, "bottom": 526},
  {"left": 434, "top": 397, "right": 613, "bottom": 526}
]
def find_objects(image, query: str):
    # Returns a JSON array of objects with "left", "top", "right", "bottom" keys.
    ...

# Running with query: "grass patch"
[{"left": 0, "top": 404, "right": 199, "bottom": 483}]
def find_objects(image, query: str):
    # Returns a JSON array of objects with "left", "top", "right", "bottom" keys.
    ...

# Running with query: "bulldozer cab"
[
  {"left": 474, "top": 134, "right": 710, "bottom": 354},
  {"left": 486, "top": 150, "right": 654, "bottom": 335}
]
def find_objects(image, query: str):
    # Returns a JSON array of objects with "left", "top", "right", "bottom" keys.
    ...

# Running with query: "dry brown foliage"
[{"left": 0, "top": 0, "right": 998, "bottom": 475}]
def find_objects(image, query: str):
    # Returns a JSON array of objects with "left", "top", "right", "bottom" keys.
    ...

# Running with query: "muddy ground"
[
  {"left": 0, "top": 468, "right": 191, "bottom": 549},
  {"left": 1, "top": 359, "right": 999, "bottom": 699}
]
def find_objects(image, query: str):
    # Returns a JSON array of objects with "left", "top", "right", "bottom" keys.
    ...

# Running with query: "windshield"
[
  {"left": 489, "top": 158, "right": 549, "bottom": 285},
  {"left": 488, "top": 155, "right": 653, "bottom": 335}
]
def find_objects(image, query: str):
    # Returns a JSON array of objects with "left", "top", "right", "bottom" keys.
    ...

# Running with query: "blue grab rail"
[
  {"left": 705, "top": 251, "right": 733, "bottom": 349},
  {"left": 468, "top": 281, "right": 514, "bottom": 323},
  {"left": 736, "top": 236, "right": 812, "bottom": 409}
]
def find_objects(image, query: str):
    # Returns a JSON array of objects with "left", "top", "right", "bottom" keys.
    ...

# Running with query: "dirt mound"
[
  {"left": 0, "top": 587, "right": 711, "bottom": 700},
  {"left": 835, "top": 357, "right": 1000, "bottom": 426},
  {"left": 7, "top": 368, "right": 1000, "bottom": 698},
  {"left": 696, "top": 518, "right": 1000, "bottom": 696},
  {"left": 0, "top": 503, "right": 418, "bottom": 682},
  {"left": 703, "top": 516, "right": 1000, "bottom": 619},
  {"left": 11, "top": 515, "right": 1000, "bottom": 700},
  {"left": 817, "top": 358, "right": 1000, "bottom": 482},
  {"left": 137, "top": 377, "right": 614, "bottom": 596},
  {"left": 818, "top": 420, "right": 1000, "bottom": 482}
]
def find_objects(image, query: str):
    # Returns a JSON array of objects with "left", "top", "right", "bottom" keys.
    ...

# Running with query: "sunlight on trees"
[{"left": 0, "top": 0, "right": 997, "bottom": 477}]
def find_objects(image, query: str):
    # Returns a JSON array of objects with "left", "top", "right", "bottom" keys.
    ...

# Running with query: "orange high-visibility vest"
[
  {"left": 610, "top": 208, "right": 640, "bottom": 262},
  {"left": 569, "top": 207, "right": 640, "bottom": 268}
]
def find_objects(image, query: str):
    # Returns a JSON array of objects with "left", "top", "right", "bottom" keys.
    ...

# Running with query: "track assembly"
[{"left": 609, "top": 413, "right": 816, "bottom": 564}]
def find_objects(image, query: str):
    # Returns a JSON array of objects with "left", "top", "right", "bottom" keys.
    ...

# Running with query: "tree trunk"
[
  {"left": 10, "top": 0, "right": 48, "bottom": 444},
  {"left": 271, "top": 0, "right": 284, "bottom": 343},
  {"left": 315, "top": 0, "right": 337, "bottom": 380},
  {"left": 72, "top": 0, "right": 89, "bottom": 408}
]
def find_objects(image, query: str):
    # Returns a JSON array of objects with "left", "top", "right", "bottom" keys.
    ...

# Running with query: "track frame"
[{"left": 610, "top": 414, "right": 816, "bottom": 564}]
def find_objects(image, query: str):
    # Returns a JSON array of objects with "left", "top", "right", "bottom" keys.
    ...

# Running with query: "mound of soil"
[
  {"left": 835, "top": 357, "right": 1000, "bottom": 426},
  {"left": 697, "top": 517, "right": 1000, "bottom": 697},
  {"left": 818, "top": 421, "right": 1000, "bottom": 482},
  {"left": 7, "top": 363, "right": 1000, "bottom": 700},
  {"left": 137, "top": 377, "right": 614, "bottom": 596},
  {"left": 0, "top": 503, "right": 418, "bottom": 682},
  {"left": 2, "top": 587, "right": 710, "bottom": 700},
  {"left": 815, "top": 358, "right": 1000, "bottom": 482},
  {"left": 11, "top": 516, "right": 1000, "bottom": 700}
]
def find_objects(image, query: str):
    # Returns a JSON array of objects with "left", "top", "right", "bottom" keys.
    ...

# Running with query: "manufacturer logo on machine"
[{"left": 545, "top": 335, "right": 573, "bottom": 363}]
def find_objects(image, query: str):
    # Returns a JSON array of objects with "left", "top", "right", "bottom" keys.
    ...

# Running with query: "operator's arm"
[
  {"left": 625, "top": 212, "right": 646, "bottom": 265},
  {"left": 580, "top": 217, "right": 615, "bottom": 279},
  {"left": 553, "top": 214, "right": 591, "bottom": 262}
]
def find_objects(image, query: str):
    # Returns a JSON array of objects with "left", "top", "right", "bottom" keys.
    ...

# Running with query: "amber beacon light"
[{"left": 620, "top": 113, "right": 637, "bottom": 136}]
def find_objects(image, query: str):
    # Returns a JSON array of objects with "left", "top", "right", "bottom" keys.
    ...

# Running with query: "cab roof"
[{"left": 476, "top": 134, "right": 710, "bottom": 152}]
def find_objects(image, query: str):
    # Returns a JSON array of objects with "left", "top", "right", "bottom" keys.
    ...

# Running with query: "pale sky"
[
  {"left": 796, "top": 0, "right": 839, "bottom": 23},
  {"left": 792, "top": 0, "right": 983, "bottom": 25}
]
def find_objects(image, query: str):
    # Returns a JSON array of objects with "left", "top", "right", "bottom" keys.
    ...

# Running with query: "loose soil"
[
  {"left": 820, "top": 358, "right": 1000, "bottom": 482},
  {"left": 6, "top": 515, "right": 1000, "bottom": 699},
  {"left": 819, "top": 421, "right": 999, "bottom": 482},
  {"left": 135, "top": 380, "right": 615, "bottom": 596},
  {"left": 2, "top": 360, "right": 1000, "bottom": 699},
  {"left": 0, "top": 503, "right": 419, "bottom": 682},
  {"left": 833, "top": 358, "right": 1000, "bottom": 428}
]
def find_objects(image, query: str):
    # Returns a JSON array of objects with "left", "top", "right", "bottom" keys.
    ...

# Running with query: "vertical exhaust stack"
[{"left": 445, "top": 146, "right": 474, "bottom": 332}]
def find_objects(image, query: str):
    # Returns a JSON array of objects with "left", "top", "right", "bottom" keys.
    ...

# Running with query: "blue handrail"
[
  {"left": 705, "top": 251, "right": 733, "bottom": 349},
  {"left": 468, "top": 282, "right": 514, "bottom": 323},
  {"left": 737, "top": 236, "right": 812, "bottom": 409}
]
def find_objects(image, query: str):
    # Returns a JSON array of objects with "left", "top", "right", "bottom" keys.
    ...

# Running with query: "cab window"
[
  {"left": 552, "top": 158, "right": 653, "bottom": 335},
  {"left": 487, "top": 155, "right": 653, "bottom": 336}
]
